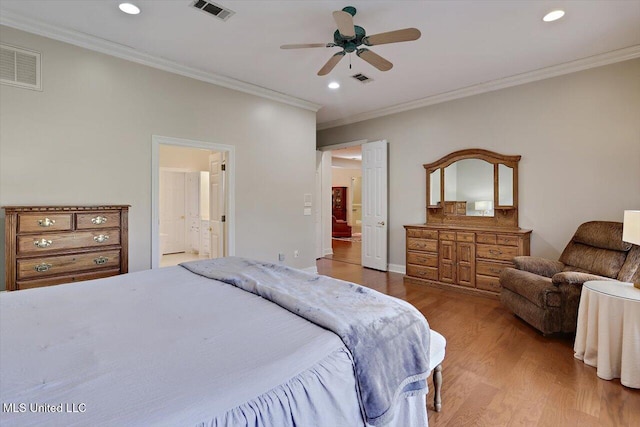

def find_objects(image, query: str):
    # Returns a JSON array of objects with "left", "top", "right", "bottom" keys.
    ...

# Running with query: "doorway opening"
[
  {"left": 317, "top": 140, "right": 388, "bottom": 271},
  {"left": 327, "top": 146, "right": 362, "bottom": 265},
  {"left": 151, "top": 135, "right": 235, "bottom": 269}
]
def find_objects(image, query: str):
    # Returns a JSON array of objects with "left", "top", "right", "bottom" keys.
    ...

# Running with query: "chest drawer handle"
[
  {"left": 91, "top": 216, "right": 108, "bottom": 225},
  {"left": 490, "top": 268, "right": 502, "bottom": 274},
  {"left": 94, "top": 256, "right": 109, "bottom": 265},
  {"left": 93, "top": 235, "right": 109, "bottom": 243},
  {"left": 489, "top": 249, "right": 503, "bottom": 256},
  {"left": 38, "top": 218, "right": 56, "bottom": 227},
  {"left": 34, "top": 263, "right": 52, "bottom": 272},
  {"left": 34, "top": 238, "right": 53, "bottom": 248}
]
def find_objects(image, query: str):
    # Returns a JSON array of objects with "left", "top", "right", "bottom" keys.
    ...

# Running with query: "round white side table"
[{"left": 574, "top": 280, "right": 640, "bottom": 388}]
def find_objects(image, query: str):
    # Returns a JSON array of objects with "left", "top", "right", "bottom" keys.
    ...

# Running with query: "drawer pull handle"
[
  {"left": 91, "top": 216, "right": 108, "bottom": 225},
  {"left": 34, "top": 263, "right": 52, "bottom": 272},
  {"left": 490, "top": 268, "right": 502, "bottom": 274},
  {"left": 489, "top": 249, "right": 503, "bottom": 255},
  {"left": 38, "top": 218, "right": 56, "bottom": 227},
  {"left": 94, "top": 256, "right": 109, "bottom": 265},
  {"left": 93, "top": 234, "right": 109, "bottom": 243},
  {"left": 34, "top": 238, "right": 53, "bottom": 248}
]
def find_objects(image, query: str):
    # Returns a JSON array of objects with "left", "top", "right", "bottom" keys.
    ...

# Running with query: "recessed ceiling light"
[
  {"left": 328, "top": 82, "right": 340, "bottom": 89},
  {"left": 543, "top": 10, "right": 565, "bottom": 22},
  {"left": 119, "top": 3, "right": 141, "bottom": 15}
]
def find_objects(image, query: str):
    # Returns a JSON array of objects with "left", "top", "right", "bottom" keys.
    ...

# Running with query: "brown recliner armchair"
[{"left": 500, "top": 221, "right": 640, "bottom": 335}]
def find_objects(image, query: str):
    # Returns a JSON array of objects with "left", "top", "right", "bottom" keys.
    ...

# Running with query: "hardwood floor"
[
  {"left": 316, "top": 258, "right": 640, "bottom": 427},
  {"left": 324, "top": 238, "right": 362, "bottom": 265}
]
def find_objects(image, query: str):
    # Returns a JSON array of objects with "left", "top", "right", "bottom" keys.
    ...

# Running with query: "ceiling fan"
[{"left": 280, "top": 6, "right": 421, "bottom": 76}]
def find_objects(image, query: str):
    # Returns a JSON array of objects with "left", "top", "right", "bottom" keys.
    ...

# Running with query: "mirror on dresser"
[
  {"left": 425, "top": 149, "right": 520, "bottom": 228},
  {"left": 405, "top": 149, "right": 530, "bottom": 297}
]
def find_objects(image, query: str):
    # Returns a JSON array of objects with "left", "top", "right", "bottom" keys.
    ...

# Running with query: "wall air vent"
[
  {"left": 352, "top": 73, "right": 373, "bottom": 84},
  {"left": 192, "top": 0, "right": 235, "bottom": 21},
  {"left": 0, "top": 44, "right": 42, "bottom": 91}
]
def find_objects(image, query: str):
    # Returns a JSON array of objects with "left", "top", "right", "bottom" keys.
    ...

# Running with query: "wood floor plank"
[{"left": 316, "top": 258, "right": 640, "bottom": 426}]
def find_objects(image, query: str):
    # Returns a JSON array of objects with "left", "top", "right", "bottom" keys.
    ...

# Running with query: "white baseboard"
[
  {"left": 388, "top": 263, "right": 406, "bottom": 274},
  {"left": 323, "top": 249, "right": 334, "bottom": 256}
]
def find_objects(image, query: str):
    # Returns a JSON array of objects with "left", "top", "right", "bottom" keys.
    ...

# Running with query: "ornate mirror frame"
[{"left": 424, "top": 149, "right": 521, "bottom": 228}]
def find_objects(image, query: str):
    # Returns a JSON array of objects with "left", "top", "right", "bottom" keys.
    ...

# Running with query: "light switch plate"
[{"left": 303, "top": 208, "right": 312, "bottom": 216}]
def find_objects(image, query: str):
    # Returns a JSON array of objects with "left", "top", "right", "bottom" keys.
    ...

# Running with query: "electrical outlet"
[
  {"left": 278, "top": 253, "right": 285, "bottom": 262},
  {"left": 294, "top": 250, "right": 299, "bottom": 258}
]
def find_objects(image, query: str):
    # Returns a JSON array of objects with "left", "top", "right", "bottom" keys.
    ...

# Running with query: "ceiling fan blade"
[
  {"left": 280, "top": 43, "right": 333, "bottom": 49},
  {"left": 333, "top": 10, "right": 356, "bottom": 39},
  {"left": 363, "top": 28, "right": 421, "bottom": 46},
  {"left": 356, "top": 48, "right": 393, "bottom": 72},
  {"left": 318, "top": 52, "right": 346, "bottom": 76}
]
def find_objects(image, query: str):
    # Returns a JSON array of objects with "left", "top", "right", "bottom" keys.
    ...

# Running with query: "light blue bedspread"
[{"left": 181, "top": 257, "right": 431, "bottom": 426}]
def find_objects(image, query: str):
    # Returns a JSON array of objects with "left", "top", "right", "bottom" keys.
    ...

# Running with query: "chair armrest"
[
  {"left": 512, "top": 256, "right": 565, "bottom": 278},
  {"left": 551, "top": 271, "right": 614, "bottom": 286}
]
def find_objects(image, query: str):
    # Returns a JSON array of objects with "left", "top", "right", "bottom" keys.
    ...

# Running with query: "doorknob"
[{"left": 378, "top": 221, "right": 385, "bottom": 226}]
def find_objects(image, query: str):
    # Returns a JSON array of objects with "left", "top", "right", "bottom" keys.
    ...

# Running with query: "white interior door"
[
  {"left": 361, "top": 140, "right": 388, "bottom": 271},
  {"left": 160, "top": 170, "right": 186, "bottom": 255},
  {"left": 209, "top": 152, "right": 224, "bottom": 258}
]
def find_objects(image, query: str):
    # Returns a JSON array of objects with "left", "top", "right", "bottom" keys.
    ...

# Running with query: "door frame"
[
  {"left": 151, "top": 135, "right": 235, "bottom": 269},
  {"left": 317, "top": 139, "right": 368, "bottom": 260}
]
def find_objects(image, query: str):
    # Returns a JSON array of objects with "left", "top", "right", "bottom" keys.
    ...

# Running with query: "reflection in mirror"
[
  {"left": 444, "top": 159, "right": 494, "bottom": 217},
  {"left": 429, "top": 169, "right": 441, "bottom": 206},
  {"left": 499, "top": 164, "right": 514, "bottom": 206}
]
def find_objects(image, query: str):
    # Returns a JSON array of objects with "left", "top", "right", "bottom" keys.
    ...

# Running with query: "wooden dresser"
[
  {"left": 406, "top": 149, "right": 531, "bottom": 297},
  {"left": 3, "top": 205, "right": 129, "bottom": 291},
  {"left": 405, "top": 225, "right": 530, "bottom": 297}
]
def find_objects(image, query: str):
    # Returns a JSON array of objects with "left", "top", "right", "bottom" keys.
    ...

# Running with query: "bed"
[{"left": 0, "top": 257, "right": 431, "bottom": 426}]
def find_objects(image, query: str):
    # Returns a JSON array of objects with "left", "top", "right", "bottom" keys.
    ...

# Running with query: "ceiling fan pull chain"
[{"left": 349, "top": 54, "right": 352, "bottom": 69}]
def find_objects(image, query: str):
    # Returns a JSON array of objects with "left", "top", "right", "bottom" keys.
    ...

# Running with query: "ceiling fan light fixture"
[
  {"left": 119, "top": 3, "right": 141, "bottom": 15},
  {"left": 328, "top": 82, "right": 340, "bottom": 89},
  {"left": 543, "top": 10, "right": 565, "bottom": 22}
]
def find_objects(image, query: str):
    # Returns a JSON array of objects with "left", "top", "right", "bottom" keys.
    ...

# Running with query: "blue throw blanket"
[{"left": 180, "top": 257, "right": 430, "bottom": 426}]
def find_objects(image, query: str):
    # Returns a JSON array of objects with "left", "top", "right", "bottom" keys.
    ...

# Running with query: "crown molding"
[
  {"left": 0, "top": 11, "right": 322, "bottom": 112},
  {"left": 317, "top": 44, "right": 640, "bottom": 130}
]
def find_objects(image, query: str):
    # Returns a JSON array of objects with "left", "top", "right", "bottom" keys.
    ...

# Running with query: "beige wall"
[
  {"left": 318, "top": 59, "right": 640, "bottom": 268},
  {"left": 0, "top": 26, "right": 317, "bottom": 290}
]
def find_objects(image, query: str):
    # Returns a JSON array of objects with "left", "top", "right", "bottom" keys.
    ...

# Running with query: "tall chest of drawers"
[
  {"left": 3, "top": 205, "right": 129, "bottom": 291},
  {"left": 404, "top": 225, "right": 531, "bottom": 297}
]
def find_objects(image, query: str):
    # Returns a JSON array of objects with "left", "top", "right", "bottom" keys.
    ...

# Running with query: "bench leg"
[{"left": 433, "top": 364, "right": 442, "bottom": 412}]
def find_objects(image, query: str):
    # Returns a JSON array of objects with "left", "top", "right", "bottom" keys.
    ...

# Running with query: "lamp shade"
[{"left": 623, "top": 210, "right": 640, "bottom": 246}]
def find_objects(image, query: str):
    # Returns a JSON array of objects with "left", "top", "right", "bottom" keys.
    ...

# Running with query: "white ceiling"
[{"left": 1, "top": 1, "right": 639, "bottom": 128}]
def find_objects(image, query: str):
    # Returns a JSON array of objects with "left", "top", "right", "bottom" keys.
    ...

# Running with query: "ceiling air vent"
[
  {"left": 192, "top": 0, "right": 235, "bottom": 21},
  {"left": 0, "top": 44, "right": 42, "bottom": 91},
  {"left": 352, "top": 73, "right": 373, "bottom": 84}
]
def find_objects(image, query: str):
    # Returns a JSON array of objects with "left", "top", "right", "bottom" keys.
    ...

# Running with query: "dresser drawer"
[
  {"left": 477, "top": 244, "right": 519, "bottom": 262},
  {"left": 407, "top": 229, "right": 438, "bottom": 239},
  {"left": 476, "top": 233, "right": 497, "bottom": 244},
  {"left": 16, "top": 269, "right": 121, "bottom": 290},
  {"left": 439, "top": 231, "right": 456, "bottom": 241},
  {"left": 17, "top": 229, "right": 121, "bottom": 255},
  {"left": 456, "top": 232, "right": 475, "bottom": 242},
  {"left": 407, "top": 238, "right": 438, "bottom": 252},
  {"left": 18, "top": 213, "right": 72, "bottom": 233},
  {"left": 407, "top": 252, "right": 438, "bottom": 267},
  {"left": 17, "top": 250, "right": 121, "bottom": 280},
  {"left": 77, "top": 212, "right": 121, "bottom": 229},
  {"left": 476, "top": 275, "right": 501, "bottom": 292},
  {"left": 497, "top": 235, "right": 520, "bottom": 246},
  {"left": 407, "top": 265, "right": 438, "bottom": 281},
  {"left": 476, "top": 260, "right": 511, "bottom": 278}
]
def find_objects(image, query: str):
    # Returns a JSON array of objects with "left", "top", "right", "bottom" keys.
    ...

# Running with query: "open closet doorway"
[{"left": 151, "top": 136, "right": 235, "bottom": 269}]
